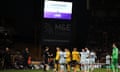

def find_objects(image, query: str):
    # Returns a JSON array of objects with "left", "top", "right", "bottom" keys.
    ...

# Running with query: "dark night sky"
[
  {"left": 1, "top": 0, "right": 87, "bottom": 42},
  {"left": 2, "top": 0, "right": 35, "bottom": 42},
  {"left": 0, "top": 0, "right": 91, "bottom": 49},
  {"left": 2, "top": 0, "right": 120, "bottom": 47}
]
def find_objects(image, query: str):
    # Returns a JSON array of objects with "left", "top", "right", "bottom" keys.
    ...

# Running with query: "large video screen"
[{"left": 43, "top": 0, "right": 72, "bottom": 20}]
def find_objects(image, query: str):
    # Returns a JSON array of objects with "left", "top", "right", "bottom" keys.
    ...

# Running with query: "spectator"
[
  {"left": 22, "top": 47, "right": 30, "bottom": 69},
  {"left": 3, "top": 47, "right": 12, "bottom": 69}
]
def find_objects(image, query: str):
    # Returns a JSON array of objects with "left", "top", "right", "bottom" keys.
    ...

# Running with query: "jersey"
[
  {"left": 86, "top": 50, "right": 90, "bottom": 58},
  {"left": 72, "top": 51, "right": 80, "bottom": 62},
  {"left": 55, "top": 51, "right": 60, "bottom": 61},
  {"left": 112, "top": 47, "right": 118, "bottom": 59},
  {"left": 106, "top": 55, "right": 111, "bottom": 64},
  {"left": 64, "top": 51, "right": 71, "bottom": 63},
  {"left": 59, "top": 51, "right": 65, "bottom": 64},
  {"left": 89, "top": 52, "right": 96, "bottom": 64},
  {"left": 80, "top": 52, "right": 87, "bottom": 64},
  {"left": 43, "top": 50, "right": 50, "bottom": 59},
  {"left": 89, "top": 52, "right": 96, "bottom": 59}
]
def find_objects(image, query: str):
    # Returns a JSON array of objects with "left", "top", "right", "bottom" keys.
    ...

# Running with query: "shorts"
[
  {"left": 71, "top": 60, "right": 79, "bottom": 66},
  {"left": 55, "top": 60, "right": 59, "bottom": 64},
  {"left": 59, "top": 59, "right": 65, "bottom": 64},
  {"left": 89, "top": 58, "right": 95, "bottom": 64},
  {"left": 86, "top": 58, "right": 90, "bottom": 64},
  {"left": 80, "top": 59, "right": 86, "bottom": 64},
  {"left": 112, "top": 58, "right": 118, "bottom": 65},
  {"left": 44, "top": 59, "right": 48, "bottom": 64},
  {"left": 66, "top": 61, "right": 71, "bottom": 65},
  {"left": 106, "top": 60, "right": 110, "bottom": 65}
]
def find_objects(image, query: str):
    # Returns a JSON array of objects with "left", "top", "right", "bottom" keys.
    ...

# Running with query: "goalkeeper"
[{"left": 111, "top": 43, "right": 119, "bottom": 72}]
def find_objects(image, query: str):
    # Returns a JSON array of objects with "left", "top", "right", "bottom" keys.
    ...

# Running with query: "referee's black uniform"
[{"left": 43, "top": 49, "right": 50, "bottom": 71}]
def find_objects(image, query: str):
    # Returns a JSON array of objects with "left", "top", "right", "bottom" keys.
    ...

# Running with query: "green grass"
[
  {"left": 0, "top": 69, "right": 120, "bottom": 72},
  {"left": 0, "top": 69, "right": 52, "bottom": 72}
]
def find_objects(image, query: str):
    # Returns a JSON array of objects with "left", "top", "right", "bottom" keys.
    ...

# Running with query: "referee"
[{"left": 43, "top": 46, "right": 50, "bottom": 71}]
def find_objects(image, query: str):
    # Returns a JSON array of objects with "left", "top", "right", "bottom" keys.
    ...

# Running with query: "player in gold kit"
[
  {"left": 54, "top": 47, "right": 60, "bottom": 72},
  {"left": 72, "top": 48, "right": 80, "bottom": 72},
  {"left": 64, "top": 48, "right": 71, "bottom": 72}
]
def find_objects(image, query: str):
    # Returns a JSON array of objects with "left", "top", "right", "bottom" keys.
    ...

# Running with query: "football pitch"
[{"left": 0, "top": 69, "right": 120, "bottom": 72}]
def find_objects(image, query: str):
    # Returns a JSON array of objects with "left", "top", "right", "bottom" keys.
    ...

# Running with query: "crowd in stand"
[{"left": 0, "top": 47, "right": 31, "bottom": 69}]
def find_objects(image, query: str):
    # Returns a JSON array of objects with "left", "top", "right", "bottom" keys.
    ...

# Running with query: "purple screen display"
[{"left": 43, "top": 1, "right": 72, "bottom": 20}]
